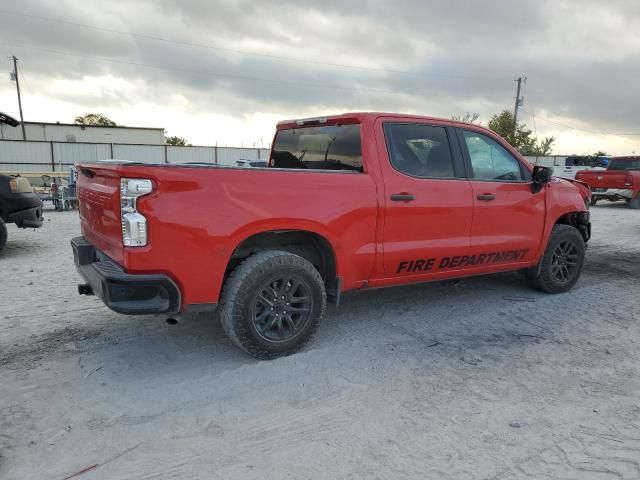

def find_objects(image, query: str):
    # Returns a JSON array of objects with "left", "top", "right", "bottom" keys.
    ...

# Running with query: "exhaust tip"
[
  {"left": 78, "top": 284, "right": 94, "bottom": 296},
  {"left": 166, "top": 318, "right": 178, "bottom": 325}
]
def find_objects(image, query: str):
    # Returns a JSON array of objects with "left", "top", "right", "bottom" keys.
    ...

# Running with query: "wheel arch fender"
[
  {"left": 535, "top": 208, "right": 590, "bottom": 264},
  {"left": 223, "top": 219, "right": 342, "bottom": 301}
]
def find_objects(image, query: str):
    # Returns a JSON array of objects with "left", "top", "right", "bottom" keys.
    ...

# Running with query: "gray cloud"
[{"left": 1, "top": 0, "right": 639, "bottom": 140}]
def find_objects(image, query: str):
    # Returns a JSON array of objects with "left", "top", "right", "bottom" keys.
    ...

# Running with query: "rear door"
[
  {"left": 457, "top": 128, "right": 544, "bottom": 266},
  {"left": 376, "top": 120, "right": 474, "bottom": 278}
]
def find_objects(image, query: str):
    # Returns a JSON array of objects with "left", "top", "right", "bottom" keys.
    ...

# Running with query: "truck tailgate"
[
  {"left": 76, "top": 164, "right": 123, "bottom": 264},
  {"left": 575, "top": 171, "right": 629, "bottom": 189}
]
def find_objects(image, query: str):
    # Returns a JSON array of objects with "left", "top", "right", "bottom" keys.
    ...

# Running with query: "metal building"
[{"left": 0, "top": 121, "right": 165, "bottom": 144}]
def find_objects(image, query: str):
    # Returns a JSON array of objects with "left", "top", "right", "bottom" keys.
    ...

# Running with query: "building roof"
[{"left": 22, "top": 121, "right": 164, "bottom": 131}]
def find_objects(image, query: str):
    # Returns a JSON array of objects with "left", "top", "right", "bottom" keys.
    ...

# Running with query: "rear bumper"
[
  {"left": 71, "top": 236, "right": 181, "bottom": 315},
  {"left": 7, "top": 205, "right": 44, "bottom": 228},
  {"left": 591, "top": 188, "right": 633, "bottom": 200}
]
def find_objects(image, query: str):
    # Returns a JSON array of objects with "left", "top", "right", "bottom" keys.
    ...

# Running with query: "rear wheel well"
[
  {"left": 555, "top": 211, "right": 590, "bottom": 243},
  {"left": 225, "top": 230, "right": 339, "bottom": 301}
]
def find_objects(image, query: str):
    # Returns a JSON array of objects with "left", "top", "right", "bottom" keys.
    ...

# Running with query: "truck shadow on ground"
[
  {"left": 2, "top": 272, "right": 541, "bottom": 374},
  {"left": 583, "top": 246, "right": 640, "bottom": 278},
  {"left": 592, "top": 201, "right": 635, "bottom": 209},
  {"left": 5, "top": 244, "right": 628, "bottom": 380},
  {"left": 0, "top": 238, "right": 47, "bottom": 258}
]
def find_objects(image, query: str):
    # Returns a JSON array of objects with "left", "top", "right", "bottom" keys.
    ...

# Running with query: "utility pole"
[
  {"left": 11, "top": 56, "right": 26, "bottom": 140},
  {"left": 513, "top": 76, "right": 525, "bottom": 135}
]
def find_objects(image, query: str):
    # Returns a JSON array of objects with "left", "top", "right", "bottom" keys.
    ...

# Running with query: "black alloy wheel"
[
  {"left": 219, "top": 250, "right": 326, "bottom": 359},
  {"left": 550, "top": 240, "right": 579, "bottom": 284},
  {"left": 252, "top": 276, "right": 313, "bottom": 342},
  {"left": 525, "top": 224, "right": 586, "bottom": 294}
]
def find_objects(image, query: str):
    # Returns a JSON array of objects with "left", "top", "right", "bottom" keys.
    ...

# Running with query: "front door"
[
  {"left": 377, "top": 120, "right": 474, "bottom": 278},
  {"left": 458, "top": 128, "right": 545, "bottom": 267}
]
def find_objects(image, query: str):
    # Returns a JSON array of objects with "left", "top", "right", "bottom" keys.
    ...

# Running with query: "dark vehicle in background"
[
  {"left": 0, "top": 112, "right": 44, "bottom": 250},
  {"left": 575, "top": 156, "right": 640, "bottom": 208}
]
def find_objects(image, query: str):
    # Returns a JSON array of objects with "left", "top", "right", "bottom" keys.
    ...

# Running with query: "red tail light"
[{"left": 625, "top": 173, "right": 633, "bottom": 186}]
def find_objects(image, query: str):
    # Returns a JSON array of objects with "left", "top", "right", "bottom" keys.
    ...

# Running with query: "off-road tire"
[
  {"left": 589, "top": 197, "right": 598, "bottom": 206},
  {"left": 525, "top": 224, "right": 585, "bottom": 293},
  {"left": 219, "top": 250, "right": 326, "bottom": 360},
  {"left": 0, "top": 218, "right": 7, "bottom": 251},
  {"left": 630, "top": 194, "right": 640, "bottom": 209}
]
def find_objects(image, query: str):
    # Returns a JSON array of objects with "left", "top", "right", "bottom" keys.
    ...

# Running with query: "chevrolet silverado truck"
[
  {"left": 0, "top": 112, "right": 44, "bottom": 250},
  {"left": 575, "top": 156, "right": 640, "bottom": 208},
  {"left": 72, "top": 113, "right": 591, "bottom": 359}
]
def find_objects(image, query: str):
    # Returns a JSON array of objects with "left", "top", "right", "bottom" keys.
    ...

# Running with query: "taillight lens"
[
  {"left": 8, "top": 176, "right": 33, "bottom": 193},
  {"left": 120, "top": 178, "right": 153, "bottom": 247},
  {"left": 625, "top": 174, "right": 633, "bottom": 186}
]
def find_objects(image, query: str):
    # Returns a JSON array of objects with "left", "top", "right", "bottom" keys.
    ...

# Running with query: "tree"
[
  {"left": 530, "top": 136, "right": 555, "bottom": 156},
  {"left": 593, "top": 150, "right": 608, "bottom": 157},
  {"left": 488, "top": 110, "right": 555, "bottom": 156},
  {"left": 165, "top": 135, "right": 190, "bottom": 146},
  {"left": 451, "top": 112, "right": 480, "bottom": 124},
  {"left": 74, "top": 113, "right": 117, "bottom": 127}
]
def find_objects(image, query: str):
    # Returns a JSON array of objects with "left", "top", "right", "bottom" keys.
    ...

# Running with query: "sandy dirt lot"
[{"left": 1, "top": 204, "right": 639, "bottom": 479}]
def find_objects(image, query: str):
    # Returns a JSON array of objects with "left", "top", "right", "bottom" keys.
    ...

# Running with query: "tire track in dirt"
[{"left": 491, "top": 407, "right": 640, "bottom": 479}]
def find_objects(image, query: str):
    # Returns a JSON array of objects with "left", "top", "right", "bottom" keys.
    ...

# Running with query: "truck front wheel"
[
  {"left": 525, "top": 224, "right": 585, "bottom": 293},
  {"left": 0, "top": 218, "right": 6, "bottom": 251},
  {"left": 219, "top": 250, "right": 326, "bottom": 360}
]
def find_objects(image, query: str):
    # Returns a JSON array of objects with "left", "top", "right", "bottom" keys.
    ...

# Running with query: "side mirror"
[
  {"left": 531, "top": 166, "right": 552, "bottom": 193},
  {"left": 0, "top": 112, "right": 20, "bottom": 127}
]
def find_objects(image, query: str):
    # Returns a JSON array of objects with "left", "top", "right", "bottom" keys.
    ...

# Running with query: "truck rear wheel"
[
  {"left": 219, "top": 250, "right": 326, "bottom": 360},
  {"left": 525, "top": 224, "right": 585, "bottom": 293},
  {"left": 0, "top": 218, "right": 6, "bottom": 251}
]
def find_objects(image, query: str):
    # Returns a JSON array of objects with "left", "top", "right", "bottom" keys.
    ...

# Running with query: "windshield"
[
  {"left": 270, "top": 124, "right": 363, "bottom": 171},
  {"left": 608, "top": 158, "right": 640, "bottom": 171}
]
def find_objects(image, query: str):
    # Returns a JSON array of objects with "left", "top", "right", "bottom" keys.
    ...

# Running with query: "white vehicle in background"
[
  {"left": 556, "top": 156, "right": 610, "bottom": 180},
  {"left": 528, "top": 155, "right": 610, "bottom": 180},
  {"left": 236, "top": 159, "right": 268, "bottom": 168}
]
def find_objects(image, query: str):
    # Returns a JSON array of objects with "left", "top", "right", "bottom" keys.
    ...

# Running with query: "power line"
[
  {"left": 520, "top": 108, "right": 640, "bottom": 137},
  {"left": 0, "top": 9, "right": 506, "bottom": 82},
  {"left": 3, "top": 42, "right": 513, "bottom": 99},
  {"left": 530, "top": 108, "right": 538, "bottom": 138}
]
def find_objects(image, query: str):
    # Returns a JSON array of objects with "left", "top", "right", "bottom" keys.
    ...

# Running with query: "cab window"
[
  {"left": 463, "top": 130, "right": 525, "bottom": 181},
  {"left": 384, "top": 123, "right": 455, "bottom": 178},
  {"left": 270, "top": 124, "right": 363, "bottom": 171}
]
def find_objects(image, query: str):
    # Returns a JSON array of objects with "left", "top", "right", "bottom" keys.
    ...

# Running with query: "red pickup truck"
[
  {"left": 72, "top": 113, "right": 591, "bottom": 359},
  {"left": 575, "top": 156, "right": 640, "bottom": 208}
]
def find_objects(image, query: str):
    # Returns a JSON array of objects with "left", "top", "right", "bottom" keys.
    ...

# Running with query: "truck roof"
[{"left": 276, "top": 112, "right": 486, "bottom": 131}]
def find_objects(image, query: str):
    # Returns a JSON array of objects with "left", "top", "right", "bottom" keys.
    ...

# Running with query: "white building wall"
[
  {"left": 0, "top": 122, "right": 165, "bottom": 144},
  {"left": 53, "top": 143, "right": 113, "bottom": 165},
  {"left": 217, "top": 147, "right": 263, "bottom": 166},
  {"left": 112, "top": 144, "right": 165, "bottom": 163},
  {"left": 0, "top": 141, "right": 53, "bottom": 172},
  {"left": 167, "top": 146, "right": 216, "bottom": 164},
  {"left": 1, "top": 141, "right": 273, "bottom": 172}
]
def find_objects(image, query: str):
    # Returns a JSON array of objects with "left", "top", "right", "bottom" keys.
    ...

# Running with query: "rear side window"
[
  {"left": 384, "top": 123, "right": 455, "bottom": 178},
  {"left": 270, "top": 124, "right": 362, "bottom": 171},
  {"left": 608, "top": 159, "right": 640, "bottom": 170},
  {"left": 463, "top": 130, "right": 525, "bottom": 181}
]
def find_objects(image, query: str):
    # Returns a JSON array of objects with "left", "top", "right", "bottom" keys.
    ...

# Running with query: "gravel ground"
[{"left": 1, "top": 203, "right": 639, "bottom": 480}]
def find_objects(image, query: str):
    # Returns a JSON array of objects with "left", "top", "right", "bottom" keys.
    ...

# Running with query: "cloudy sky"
[{"left": 0, "top": 0, "right": 639, "bottom": 153}]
